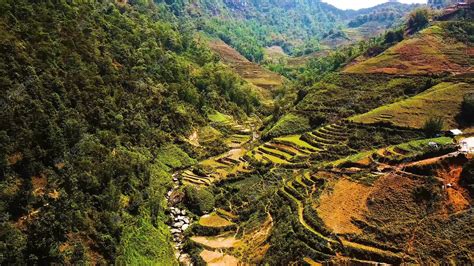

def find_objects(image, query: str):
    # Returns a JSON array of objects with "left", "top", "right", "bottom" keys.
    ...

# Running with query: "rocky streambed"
[{"left": 166, "top": 173, "right": 193, "bottom": 265}]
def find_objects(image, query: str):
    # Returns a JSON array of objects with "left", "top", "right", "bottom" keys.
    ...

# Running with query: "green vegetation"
[
  {"left": 184, "top": 186, "right": 215, "bottom": 215},
  {"left": 348, "top": 2, "right": 416, "bottom": 28},
  {"left": 283, "top": 75, "right": 435, "bottom": 135},
  {"left": 423, "top": 117, "right": 444, "bottom": 137},
  {"left": 352, "top": 82, "right": 474, "bottom": 130},
  {"left": 157, "top": 144, "right": 196, "bottom": 170},
  {"left": 407, "top": 8, "right": 430, "bottom": 33},
  {"left": 265, "top": 114, "right": 311, "bottom": 139},
  {"left": 461, "top": 93, "right": 474, "bottom": 125},
  {"left": 1, "top": 0, "right": 473, "bottom": 265},
  {"left": 0, "top": 0, "right": 259, "bottom": 264},
  {"left": 117, "top": 214, "right": 177, "bottom": 265}
]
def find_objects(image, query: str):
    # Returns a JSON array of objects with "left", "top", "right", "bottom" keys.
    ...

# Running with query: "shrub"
[
  {"left": 407, "top": 8, "right": 430, "bottom": 33},
  {"left": 184, "top": 186, "right": 215, "bottom": 215},
  {"left": 423, "top": 117, "right": 444, "bottom": 137},
  {"left": 461, "top": 93, "right": 474, "bottom": 125}
]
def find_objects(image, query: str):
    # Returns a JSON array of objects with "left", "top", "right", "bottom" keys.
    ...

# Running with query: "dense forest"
[
  {"left": 160, "top": 0, "right": 420, "bottom": 61},
  {"left": 0, "top": 0, "right": 260, "bottom": 263}
]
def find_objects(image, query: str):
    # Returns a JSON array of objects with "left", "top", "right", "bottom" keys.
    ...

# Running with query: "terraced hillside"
[
  {"left": 249, "top": 121, "right": 423, "bottom": 167},
  {"left": 177, "top": 113, "right": 473, "bottom": 264},
  {"left": 351, "top": 82, "right": 474, "bottom": 129},
  {"left": 180, "top": 114, "right": 257, "bottom": 187},
  {"left": 344, "top": 22, "right": 474, "bottom": 75},
  {"left": 208, "top": 39, "right": 284, "bottom": 102}
]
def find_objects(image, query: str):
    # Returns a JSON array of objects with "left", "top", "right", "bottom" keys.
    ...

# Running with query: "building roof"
[{"left": 449, "top": 129, "right": 463, "bottom": 135}]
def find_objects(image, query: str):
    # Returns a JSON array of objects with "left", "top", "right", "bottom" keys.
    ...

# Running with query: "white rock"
[
  {"left": 181, "top": 224, "right": 189, "bottom": 231},
  {"left": 181, "top": 209, "right": 186, "bottom": 215},
  {"left": 171, "top": 229, "right": 181, "bottom": 234}
]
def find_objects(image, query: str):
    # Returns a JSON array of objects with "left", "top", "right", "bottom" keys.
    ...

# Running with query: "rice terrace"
[{"left": 0, "top": 0, "right": 473, "bottom": 265}]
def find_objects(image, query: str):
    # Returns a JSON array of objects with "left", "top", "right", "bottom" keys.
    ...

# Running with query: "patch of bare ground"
[
  {"left": 191, "top": 234, "right": 242, "bottom": 250},
  {"left": 200, "top": 250, "right": 240, "bottom": 266},
  {"left": 31, "top": 174, "right": 47, "bottom": 197},
  {"left": 354, "top": 159, "right": 473, "bottom": 263},
  {"left": 317, "top": 179, "right": 372, "bottom": 235}
]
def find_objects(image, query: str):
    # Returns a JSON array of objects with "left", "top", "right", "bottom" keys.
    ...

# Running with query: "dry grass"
[
  {"left": 208, "top": 39, "right": 283, "bottom": 102},
  {"left": 344, "top": 25, "right": 473, "bottom": 75},
  {"left": 191, "top": 235, "right": 242, "bottom": 249},
  {"left": 199, "top": 213, "right": 234, "bottom": 228},
  {"left": 351, "top": 82, "right": 474, "bottom": 130},
  {"left": 317, "top": 179, "right": 372, "bottom": 234},
  {"left": 199, "top": 250, "right": 239, "bottom": 266}
]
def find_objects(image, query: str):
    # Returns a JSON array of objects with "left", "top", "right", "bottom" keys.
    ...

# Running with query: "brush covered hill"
[
  {"left": 344, "top": 21, "right": 474, "bottom": 75},
  {"left": 0, "top": 1, "right": 261, "bottom": 264}
]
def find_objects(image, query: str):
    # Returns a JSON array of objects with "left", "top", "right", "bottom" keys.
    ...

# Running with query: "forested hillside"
[
  {"left": 159, "top": 0, "right": 419, "bottom": 62},
  {"left": 1, "top": 0, "right": 473, "bottom": 265},
  {"left": 0, "top": 1, "right": 259, "bottom": 264}
]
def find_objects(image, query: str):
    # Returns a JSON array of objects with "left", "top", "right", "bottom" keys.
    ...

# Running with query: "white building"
[
  {"left": 449, "top": 129, "right": 463, "bottom": 136},
  {"left": 460, "top": 137, "right": 474, "bottom": 154}
]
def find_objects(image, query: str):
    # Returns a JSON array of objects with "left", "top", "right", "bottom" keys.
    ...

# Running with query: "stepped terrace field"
[
  {"left": 344, "top": 23, "right": 474, "bottom": 75},
  {"left": 351, "top": 82, "right": 474, "bottom": 129}
]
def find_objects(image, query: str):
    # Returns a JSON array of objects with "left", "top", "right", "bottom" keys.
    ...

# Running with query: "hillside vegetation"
[
  {"left": 0, "top": 1, "right": 260, "bottom": 264},
  {"left": 344, "top": 22, "right": 474, "bottom": 75},
  {"left": 351, "top": 82, "right": 474, "bottom": 129},
  {"left": 1, "top": 0, "right": 473, "bottom": 265}
]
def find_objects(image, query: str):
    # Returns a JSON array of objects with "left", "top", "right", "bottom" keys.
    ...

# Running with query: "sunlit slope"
[
  {"left": 208, "top": 39, "right": 284, "bottom": 101},
  {"left": 351, "top": 82, "right": 474, "bottom": 129},
  {"left": 344, "top": 23, "right": 473, "bottom": 75}
]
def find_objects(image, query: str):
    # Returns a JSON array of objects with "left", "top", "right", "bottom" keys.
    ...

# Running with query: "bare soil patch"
[
  {"left": 200, "top": 250, "right": 239, "bottom": 266},
  {"left": 317, "top": 179, "right": 372, "bottom": 234},
  {"left": 191, "top": 235, "right": 241, "bottom": 249}
]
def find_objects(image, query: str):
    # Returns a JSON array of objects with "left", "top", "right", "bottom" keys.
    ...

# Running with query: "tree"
[
  {"left": 423, "top": 117, "right": 444, "bottom": 137},
  {"left": 184, "top": 186, "right": 215, "bottom": 215},
  {"left": 461, "top": 93, "right": 474, "bottom": 125},
  {"left": 407, "top": 8, "right": 430, "bottom": 33}
]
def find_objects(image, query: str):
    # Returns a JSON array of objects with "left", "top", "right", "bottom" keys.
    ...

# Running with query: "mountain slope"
[
  {"left": 0, "top": 1, "right": 260, "bottom": 264},
  {"left": 174, "top": 0, "right": 420, "bottom": 61},
  {"left": 344, "top": 22, "right": 474, "bottom": 75},
  {"left": 208, "top": 39, "right": 284, "bottom": 103},
  {"left": 351, "top": 82, "right": 474, "bottom": 129}
]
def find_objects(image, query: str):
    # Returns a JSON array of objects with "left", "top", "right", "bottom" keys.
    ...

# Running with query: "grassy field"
[
  {"left": 351, "top": 82, "right": 474, "bottom": 129},
  {"left": 344, "top": 23, "right": 474, "bottom": 75}
]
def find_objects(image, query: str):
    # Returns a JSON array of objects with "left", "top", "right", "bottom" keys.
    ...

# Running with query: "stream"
[{"left": 165, "top": 173, "right": 193, "bottom": 265}]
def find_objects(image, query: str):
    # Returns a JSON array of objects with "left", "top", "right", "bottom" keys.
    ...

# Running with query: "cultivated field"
[
  {"left": 351, "top": 82, "right": 474, "bottom": 129},
  {"left": 344, "top": 24, "right": 474, "bottom": 75}
]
